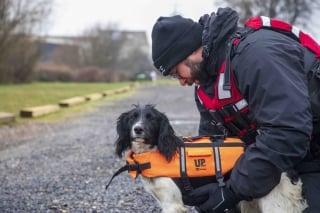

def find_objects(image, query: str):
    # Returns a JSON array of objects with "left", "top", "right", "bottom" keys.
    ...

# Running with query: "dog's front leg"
[
  {"left": 141, "top": 177, "right": 187, "bottom": 213},
  {"left": 240, "top": 172, "right": 308, "bottom": 213}
]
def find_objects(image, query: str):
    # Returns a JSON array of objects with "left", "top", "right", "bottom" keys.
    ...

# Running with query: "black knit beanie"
[{"left": 151, "top": 15, "right": 203, "bottom": 76}]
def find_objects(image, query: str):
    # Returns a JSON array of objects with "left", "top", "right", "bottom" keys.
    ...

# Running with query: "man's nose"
[{"left": 179, "top": 78, "right": 187, "bottom": 86}]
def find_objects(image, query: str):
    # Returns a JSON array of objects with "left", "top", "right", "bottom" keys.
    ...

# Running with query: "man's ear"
[{"left": 190, "top": 46, "right": 203, "bottom": 62}]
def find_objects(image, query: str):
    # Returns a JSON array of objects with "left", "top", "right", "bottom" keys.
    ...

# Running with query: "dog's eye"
[
  {"left": 145, "top": 113, "right": 153, "bottom": 119},
  {"left": 133, "top": 112, "right": 139, "bottom": 118}
]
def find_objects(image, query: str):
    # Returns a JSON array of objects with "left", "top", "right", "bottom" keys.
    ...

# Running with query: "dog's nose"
[{"left": 134, "top": 126, "right": 144, "bottom": 135}]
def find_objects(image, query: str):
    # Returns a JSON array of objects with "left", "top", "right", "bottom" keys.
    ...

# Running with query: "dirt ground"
[{"left": 0, "top": 84, "right": 201, "bottom": 212}]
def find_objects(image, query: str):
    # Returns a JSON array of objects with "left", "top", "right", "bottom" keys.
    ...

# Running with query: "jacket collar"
[{"left": 198, "top": 7, "right": 239, "bottom": 86}]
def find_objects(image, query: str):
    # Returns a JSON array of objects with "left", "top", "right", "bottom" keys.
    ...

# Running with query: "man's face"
[{"left": 170, "top": 58, "right": 202, "bottom": 86}]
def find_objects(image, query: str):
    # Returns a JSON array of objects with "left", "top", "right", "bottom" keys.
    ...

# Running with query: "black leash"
[{"left": 105, "top": 162, "right": 151, "bottom": 190}]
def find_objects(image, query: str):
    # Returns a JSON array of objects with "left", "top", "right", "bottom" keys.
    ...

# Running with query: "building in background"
[{"left": 35, "top": 30, "right": 152, "bottom": 82}]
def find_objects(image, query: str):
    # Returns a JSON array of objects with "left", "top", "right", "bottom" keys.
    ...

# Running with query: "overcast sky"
[
  {"left": 48, "top": 0, "right": 216, "bottom": 38},
  {"left": 47, "top": 0, "right": 320, "bottom": 42}
]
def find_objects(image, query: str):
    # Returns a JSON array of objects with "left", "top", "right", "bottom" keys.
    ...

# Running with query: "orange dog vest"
[{"left": 126, "top": 136, "right": 244, "bottom": 179}]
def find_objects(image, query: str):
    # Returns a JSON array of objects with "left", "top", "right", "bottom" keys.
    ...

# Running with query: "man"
[{"left": 151, "top": 7, "right": 320, "bottom": 213}]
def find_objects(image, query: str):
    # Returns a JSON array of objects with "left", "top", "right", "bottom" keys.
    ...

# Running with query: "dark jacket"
[{"left": 196, "top": 9, "right": 313, "bottom": 199}]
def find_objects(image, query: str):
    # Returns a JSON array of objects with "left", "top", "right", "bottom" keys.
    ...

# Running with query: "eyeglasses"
[
  {"left": 169, "top": 68, "right": 183, "bottom": 79},
  {"left": 170, "top": 73, "right": 183, "bottom": 79}
]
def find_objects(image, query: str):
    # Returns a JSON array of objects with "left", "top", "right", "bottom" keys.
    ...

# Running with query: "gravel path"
[{"left": 0, "top": 84, "right": 201, "bottom": 213}]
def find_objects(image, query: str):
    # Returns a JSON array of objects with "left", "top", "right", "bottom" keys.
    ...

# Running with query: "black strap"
[
  {"left": 223, "top": 27, "right": 254, "bottom": 90},
  {"left": 182, "top": 135, "right": 225, "bottom": 142},
  {"left": 179, "top": 146, "right": 194, "bottom": 194},
  {"left": 223, "top": 41, "right": 233, "bottom": 90},
  {"left": 105, "top": 164, "right": 129, "bottom": 190},
  {"left": 105, "top": 162, "right": 151, "bottom": 190},
  {"left": 223, "top": 31, "right": 243, "bottom": 90},
  {"left": 183, "top": 142, "right": 244, "bottom": 148},
  {"left": 182, "top": 135, "right": 244, "bottom": 148}
]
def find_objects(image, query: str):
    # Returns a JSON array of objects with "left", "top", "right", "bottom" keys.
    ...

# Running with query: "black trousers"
[{"left": 301, "top": 172, "right": 320, "bottom": 213}]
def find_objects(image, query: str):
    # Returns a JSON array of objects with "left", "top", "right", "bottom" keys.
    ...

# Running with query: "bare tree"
[
  {"left": 0, "top": 0, "right": 52, "bottom": 83},
  {"left": 79, "top": 24, "right": 125, "bottom": 69},
  {"left": 119, "top": 47, "right": 154, "bottom": 76},
  {"left": 75, "top": 24, "right": 152, "bottom": 81},
  {"left": 217, "top": 0, "right": 320, "bottom": 26}
]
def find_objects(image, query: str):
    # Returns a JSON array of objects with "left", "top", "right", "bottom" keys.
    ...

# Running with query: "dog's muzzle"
[{"left": 131, "top": 123, "right": 145, "bottom": 139}]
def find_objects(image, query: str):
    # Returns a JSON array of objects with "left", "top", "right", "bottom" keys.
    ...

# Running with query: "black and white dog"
[{"left": 115, "top": 104, "right": 307, "bottom": 213}]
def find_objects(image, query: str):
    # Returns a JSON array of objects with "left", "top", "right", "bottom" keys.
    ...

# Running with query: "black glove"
[
  {"left": 182, "top": 193, "right": 208, "bottom": 206},
  {"left": 191, "top": 182, "right": 241, "bottom": 213}
]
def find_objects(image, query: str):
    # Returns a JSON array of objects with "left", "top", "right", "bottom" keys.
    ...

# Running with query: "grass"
[
  {"left": 0, "top": 79, "right": 179, "bottom": 125},
  {"left": 0, "top": 81, "right": 136, "bottom": 123}
]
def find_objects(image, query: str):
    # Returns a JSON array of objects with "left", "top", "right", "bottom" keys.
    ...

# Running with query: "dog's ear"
[
  {"left": 115, "top": 111, "right": 132, "bottom": 158},
  {"left": 157, "top": 113, "right": 182, "bottom": 162}
]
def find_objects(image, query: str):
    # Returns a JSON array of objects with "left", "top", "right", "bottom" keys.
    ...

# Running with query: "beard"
[
  {"left": 184, "top": 59, "right": 202, "bottom": 82},
  {"left": 185, "top": 58, "right": 215, "bottom": 86}
]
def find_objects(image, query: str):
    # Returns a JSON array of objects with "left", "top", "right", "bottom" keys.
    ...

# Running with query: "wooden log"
[
  {"left": 130, "top": 82, "right": 140, "bottom": 88},
  {"left": 102, "top": 90, "right": 116, "bottom": 96},
  {"left": 103, "top": 86, "right": 132, "bottom": 97},
  {"left": 59, "top": 96, "right": 86, "bottom": 107},
  {"left": 20, "top": 105, "right": 60, "bottom": 118},
  {"left": 115, "top": 86, "right": 131, "bottom": 94},
  {"left": 0, "top": 112, "right": 15, "bottom": 124},
  {"left": 85, "top": 93, "right": 103, "bottom": 101}
]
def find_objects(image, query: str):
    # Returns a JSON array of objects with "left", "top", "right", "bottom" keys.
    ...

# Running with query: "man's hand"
[{"left": 191, "top": 182, "right": 241, "bottom": 213}]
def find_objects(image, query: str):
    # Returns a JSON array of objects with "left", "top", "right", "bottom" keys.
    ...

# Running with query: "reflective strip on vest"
[
  {"left": 126, "top": 137, "right": 244, "bottom": 178},
  {"left": 197, "top": 61, "right": 247, "bottom": 111},
  {"left": 260, "top": 16, "right": 271, "bottom": 27},
  {"left": 235, "top": 99, "right": 248, "bottom": 111},
  {"left": 257, "top": 16, "right": 301, "bottom": 37},
  {"left": 291, "top": 25, "right": 300, "bottom": 38},
  {"left": 245, "top": 16, "right": 320, "bottom": 58},
  {"left": 218, "top": 73, "right": 231, "bottom": 99}
]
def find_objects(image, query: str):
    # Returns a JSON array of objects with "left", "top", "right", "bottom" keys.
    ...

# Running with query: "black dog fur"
[{"left": 115, "top": 104, "right": 183, "bottom": 161}]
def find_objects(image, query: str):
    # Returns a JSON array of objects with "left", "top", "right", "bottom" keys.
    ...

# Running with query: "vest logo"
[{"left": 194, "top": 158, "right": 206, "bottom": 171}]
